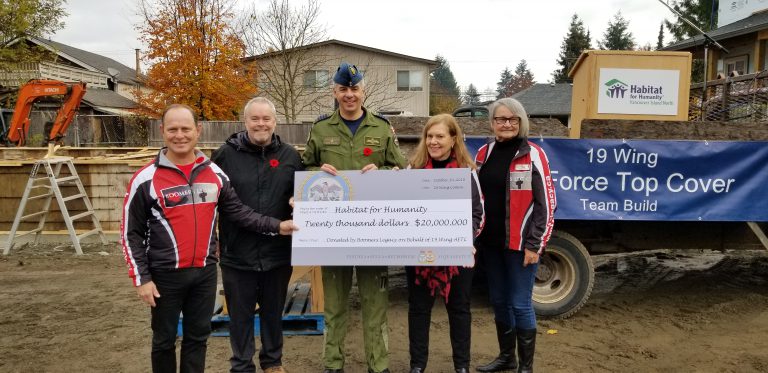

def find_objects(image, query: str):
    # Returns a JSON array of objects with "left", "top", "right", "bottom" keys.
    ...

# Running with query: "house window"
[
  {"left": 725, "top": 55, "right": 748, "bottom": 76},
  {"left": 258, "top": 71, "right": 271, "bottom": 90},
  {"left": 304, "top": 70, "right": 329, "bottom": 88},
  {"left": 397, "top": 70, "right": 423, "bottom": 91}
]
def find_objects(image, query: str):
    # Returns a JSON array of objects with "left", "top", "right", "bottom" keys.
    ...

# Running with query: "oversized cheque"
[{"left": 292, "top": 168, "right": 474, "bottom": 266}]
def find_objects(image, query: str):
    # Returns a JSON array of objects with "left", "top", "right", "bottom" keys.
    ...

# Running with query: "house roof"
[
  {"left": 28, "top": 37, "right": 140, "bottom": 84},
  {"left": 511, "top": 83, "right": 572, "bottom": 116},
  {"left": 82, "top": 89, "right": 137, "bottom": 109},
  {"left": 244, "top": 39, "right": 438, "bottom": 68},
  {"left": 664, "top": 10, "right": 768, "bottom": 51}
]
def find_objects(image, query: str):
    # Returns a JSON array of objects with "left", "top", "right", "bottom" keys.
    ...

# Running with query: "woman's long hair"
[{"left": 410, "top": 114, "right": 476, "bottom": 170}]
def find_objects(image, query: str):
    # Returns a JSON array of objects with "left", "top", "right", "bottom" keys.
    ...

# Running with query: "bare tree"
[
  {"left": 239, "top": 0, "right": 332, "bottom": 123},
  {"left": 356, "top": 56, "right": 414, "bottom": 114}
]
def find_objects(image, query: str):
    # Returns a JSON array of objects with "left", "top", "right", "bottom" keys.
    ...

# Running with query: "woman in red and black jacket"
[
  {"left": 474, "top": 98, "right": 556, "bottom": 373},
  {"left": 406, "top": 114, "right": 483, "bottom": 373}
]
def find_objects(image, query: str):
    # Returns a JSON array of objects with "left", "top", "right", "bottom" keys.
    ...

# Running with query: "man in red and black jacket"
[{"left": 121, "top": 104, "right": 297, "bottom": 373}]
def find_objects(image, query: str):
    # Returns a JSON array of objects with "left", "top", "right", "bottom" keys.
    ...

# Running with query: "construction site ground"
[{"left": 1, "top": 242, "right": 767, "bottom": 373}]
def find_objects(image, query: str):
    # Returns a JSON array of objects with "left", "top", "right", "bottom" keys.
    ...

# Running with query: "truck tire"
[{"left": 533, "top": 230, "right": 594, "bottom": 319}]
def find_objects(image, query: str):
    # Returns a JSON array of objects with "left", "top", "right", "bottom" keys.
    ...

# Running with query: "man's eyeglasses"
[{"left": 493, "top": 116, "right": 520, "bottom": 125}]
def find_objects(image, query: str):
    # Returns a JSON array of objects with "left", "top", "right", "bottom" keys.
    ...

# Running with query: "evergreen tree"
[
  {"left": 496, "top": 67, "right": 513, "bottom": 99},
  {"left": 552, "top": 14, "right": 591, "bottom": 83},
  {"left": 664, "top": 0, "right": 718, "bottom": 42},
  {"left": 463, "top": 84, "right": 480, "bottom": 105},
  {"left": 430, "top": 54, "right": 462, "bottom": 114},
  {"left": 656, "top": 23, "right": 665, "bottom": 50},
  {"left": 432, "top": 55, "right": 460, "bottom": 97},
  {"left": 598, "top": 12, "right": 635, "bottom": 50},
  {"left": 664, "top": 0, "right": 718, "bottom": 83},
  {"left": 507, "top": 60, "right": 535, "bottom": 95}
]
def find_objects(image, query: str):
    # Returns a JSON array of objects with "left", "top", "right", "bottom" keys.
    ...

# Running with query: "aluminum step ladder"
[{"left": 3, "top": 157, "right": 107, "bottom": 255}]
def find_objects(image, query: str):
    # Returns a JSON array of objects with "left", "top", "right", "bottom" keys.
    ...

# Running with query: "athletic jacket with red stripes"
[
  {"left": 474, "top": 140, "right": 557, "bottom": 254},
  {"left": 121, "top": 149, "right": 281, "bottom": 286}
]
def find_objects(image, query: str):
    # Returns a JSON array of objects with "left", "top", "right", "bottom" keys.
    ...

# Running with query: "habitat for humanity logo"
[{"left": 605, "top": 78, "right": 629, "bottom": 98}]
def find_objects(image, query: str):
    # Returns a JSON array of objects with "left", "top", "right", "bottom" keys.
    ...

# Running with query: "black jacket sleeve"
[
  {"left": 218, "top": 179, "right": 282, "bottom": 235},
  {"left": 470, "top": 170, "right": 484, "bottom": 237},
  {"left": 211, "top": 146, "right": 225, "bottom": 167},
  {"left": 121, "top": 180, "right": 152, "bottom": 286}
]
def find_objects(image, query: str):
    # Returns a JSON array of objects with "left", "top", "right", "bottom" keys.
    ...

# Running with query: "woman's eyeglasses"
[{"left": 493, "top": 116, "right": 520, "bottom": 125}]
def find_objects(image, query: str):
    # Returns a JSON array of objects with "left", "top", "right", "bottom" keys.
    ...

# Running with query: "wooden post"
[
  {"left": 288, "top": 265, "right": 324, "bottom": 313},
  {"left": 721, "top": 78, "right": 730, "bottom": 121},
  {"left": 310, "top": 266, "right": 324, "bottom": 313}
]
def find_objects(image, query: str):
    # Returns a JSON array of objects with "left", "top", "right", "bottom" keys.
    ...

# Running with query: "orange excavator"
[{"left": 2, "top": 79, "right": 87, "bottom": 148}]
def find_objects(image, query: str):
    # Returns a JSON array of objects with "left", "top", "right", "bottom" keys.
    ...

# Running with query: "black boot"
[
  {"left": 476, "top": 322, "right": 517, "bottom": 372},
  {"left": 516, "top": 329, "right": 536, "bottom": 373}
]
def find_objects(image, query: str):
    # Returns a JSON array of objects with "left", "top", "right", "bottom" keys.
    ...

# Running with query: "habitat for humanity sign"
[{"left": 597, "top": 68, "right": 680, "bottom": 115}]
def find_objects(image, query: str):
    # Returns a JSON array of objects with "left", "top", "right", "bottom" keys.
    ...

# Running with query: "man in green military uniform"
[{"left": 303, "top": 62, "right": 407, "bottom": 373}]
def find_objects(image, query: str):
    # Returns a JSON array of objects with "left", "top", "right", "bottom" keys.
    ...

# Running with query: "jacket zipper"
[{"left": 256, "top": 147, "right": 265, "bottom": 270}]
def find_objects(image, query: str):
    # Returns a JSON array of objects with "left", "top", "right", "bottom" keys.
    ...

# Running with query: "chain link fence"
[
  {"left": 689, "top": 71, "right": 768, "bottom": 122},
  {"left": 13, "top": 112, "right": 149, "bottom": 147}
]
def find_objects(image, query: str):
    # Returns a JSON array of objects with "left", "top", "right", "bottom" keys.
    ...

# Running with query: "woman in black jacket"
[{"left": 406, "top": 114, "right": 484, "bottom": 373}]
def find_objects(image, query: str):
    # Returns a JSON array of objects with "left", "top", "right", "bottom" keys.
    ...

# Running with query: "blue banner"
[{"left": 465, "top": 138, "right": 768, "bottom": 222}]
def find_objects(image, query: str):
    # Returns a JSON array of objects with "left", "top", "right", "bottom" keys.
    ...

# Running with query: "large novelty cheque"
[{"left": 292, "top": 169, "right": 474, "bottom": 266}]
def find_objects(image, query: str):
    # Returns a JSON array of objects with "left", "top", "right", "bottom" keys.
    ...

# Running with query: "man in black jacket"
[{"left": 212, "top": 97, "right": 303, "bottom": 373}]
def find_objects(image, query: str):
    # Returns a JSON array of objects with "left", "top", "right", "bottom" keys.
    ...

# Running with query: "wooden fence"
[
  {"left": 145, "top": 117, "right": 569, "bottom": 147},
  {"left": 148, "top": 120, "right": 312, "bottom": 147}
]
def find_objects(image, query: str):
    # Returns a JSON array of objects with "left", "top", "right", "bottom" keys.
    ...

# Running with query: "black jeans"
[
  {"left": 221, "top": 265, "right": 293, "bottom": 372},
  {"left": 406, "top": 266, "right": 474, "bottom": 370},
  {"left": 150, "top": 264, "right": 217, "bottom": 373}
]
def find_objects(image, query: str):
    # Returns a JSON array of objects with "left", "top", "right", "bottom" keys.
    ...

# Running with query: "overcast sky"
[{"left": 53, "top": 0, "right": 680, "bottom": 97}]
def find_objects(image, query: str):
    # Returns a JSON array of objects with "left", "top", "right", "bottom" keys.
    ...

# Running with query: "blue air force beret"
[{"left": 333, "top": 62, "right": 363, "bottom": 86}]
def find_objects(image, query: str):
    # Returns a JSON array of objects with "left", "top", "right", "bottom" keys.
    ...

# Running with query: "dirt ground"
[{"left": 1, "top": 242, "right": 767, "bottom": 373}]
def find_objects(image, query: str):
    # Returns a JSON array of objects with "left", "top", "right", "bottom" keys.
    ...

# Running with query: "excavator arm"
[{"left": 5, "top": 79, "right": 87, "bottom": 146}]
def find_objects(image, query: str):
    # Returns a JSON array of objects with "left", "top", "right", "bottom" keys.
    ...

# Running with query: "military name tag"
[
  {"left": 323, "top": 136, "right": 341, "bottom": 145},
  {"left": 364, "top": 136, "right": 381, "bottom": 146}
]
